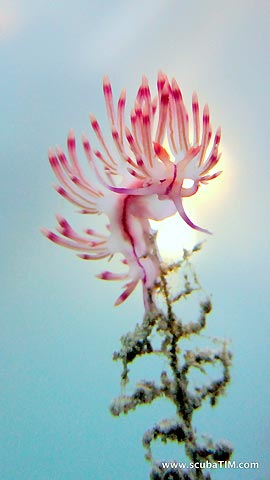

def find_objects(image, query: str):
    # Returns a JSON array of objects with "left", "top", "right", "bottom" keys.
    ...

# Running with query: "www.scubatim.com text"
[{"left": 161, "top": 460, "right": 259, "bottom": 470}]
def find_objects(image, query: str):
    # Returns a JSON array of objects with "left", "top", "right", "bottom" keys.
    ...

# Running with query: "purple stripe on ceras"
[
  {"left": 121, "top": 195, "right": 147, "bottom": 284},
  {"left": 165, "top": 164, "right": 177, "bottom": 195}
]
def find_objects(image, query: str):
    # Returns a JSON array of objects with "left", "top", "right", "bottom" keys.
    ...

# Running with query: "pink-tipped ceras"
[{"left": 42, "top": 72, "right": 222, "bottom": 309}]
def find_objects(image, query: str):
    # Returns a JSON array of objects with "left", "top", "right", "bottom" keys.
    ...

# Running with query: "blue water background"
[{"left": 1, "top": 1, "right": 269, "bottom": 478}]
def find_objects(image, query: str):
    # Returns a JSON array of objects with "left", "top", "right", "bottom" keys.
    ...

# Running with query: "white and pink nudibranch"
[{"left": 42, "top": 72, "right": 222, "bottom": 309}]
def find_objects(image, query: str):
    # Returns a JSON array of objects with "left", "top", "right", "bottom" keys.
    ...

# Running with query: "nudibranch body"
[{"left": 42, "top": 72, "right": 221, "bottom": 309}]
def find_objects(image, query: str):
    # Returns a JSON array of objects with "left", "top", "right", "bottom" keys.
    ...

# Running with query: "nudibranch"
[{"left": 42, "top": 72, "right": 221, "bottom": 309}]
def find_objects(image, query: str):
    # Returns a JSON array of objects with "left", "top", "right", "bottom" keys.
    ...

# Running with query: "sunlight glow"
[
  {"left": 150, "top": 214, "right": 198, "bottom": 261},
  {"left": 182, "top": 178, "right": 195, "bottom": 189}
]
